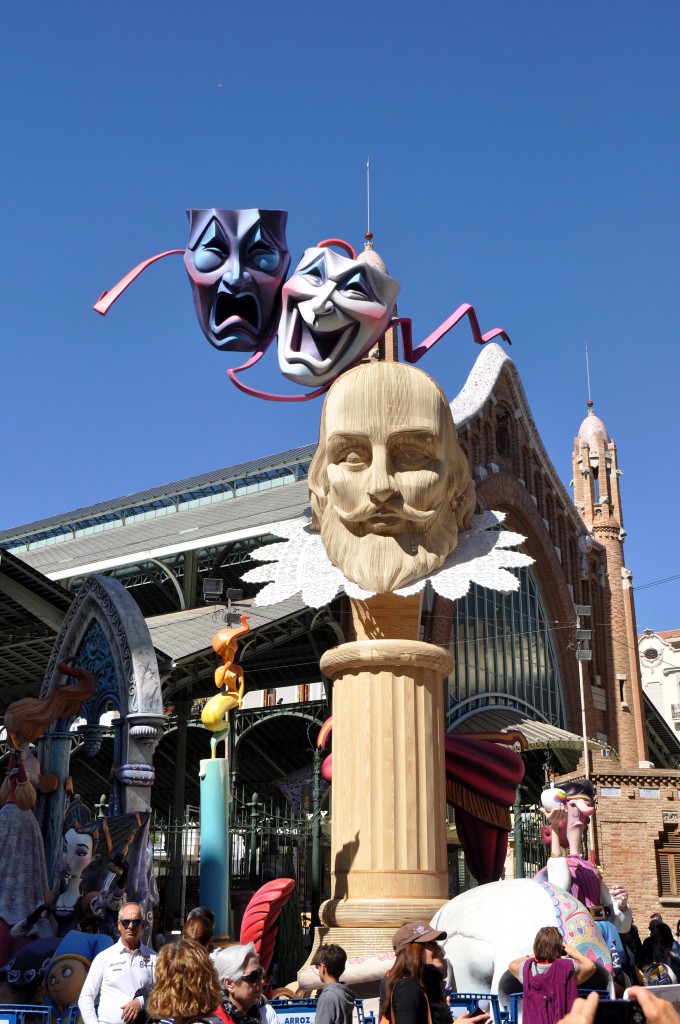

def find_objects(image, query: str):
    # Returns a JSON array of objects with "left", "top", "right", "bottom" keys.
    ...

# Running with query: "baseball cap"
[{"left": 392, "top": 922, "right": 447, "bottom": 957}]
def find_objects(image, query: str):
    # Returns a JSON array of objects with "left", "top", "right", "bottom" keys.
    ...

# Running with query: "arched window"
[
  {"left": 522, "top": 448, "right": 532, "bottom": 487},
  {"left": 545, "top": 494, "right": 554, "bottom": 535},
  {"left": 471, "top": 432, "right": 482, "bottom": 469},
  {"left": 447, "top": 563, "right": 567, "bottom": 730},
  {"left": 533, "top": 472, "right": 544, "bottom": 518},
  {"left": 557, "top": 515, "right": 567, "bottom": 566}
]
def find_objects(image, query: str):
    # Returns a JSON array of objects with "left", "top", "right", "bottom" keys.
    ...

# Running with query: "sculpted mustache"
[{"left": 332, "top": 501, "right": 437, "bottom": 525}]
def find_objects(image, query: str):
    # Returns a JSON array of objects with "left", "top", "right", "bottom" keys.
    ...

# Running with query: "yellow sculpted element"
[{"left": 202, "top": 614, "right": 251, "bottom": 755}]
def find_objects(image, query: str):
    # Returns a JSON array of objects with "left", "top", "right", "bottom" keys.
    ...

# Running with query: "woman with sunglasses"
[
  {"left": 146, "top": 938, "right": 221, "bottom": 1024},
  {"left": 213, "top": 944, "right": 276, "bottom": 1024}
]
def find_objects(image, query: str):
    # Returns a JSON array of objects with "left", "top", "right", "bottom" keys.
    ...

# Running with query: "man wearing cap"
[{"left": 79, "top": 903, "right": 156, "bottom": 1024}]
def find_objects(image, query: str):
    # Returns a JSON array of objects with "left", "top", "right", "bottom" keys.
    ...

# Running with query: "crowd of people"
[{"left": 5, "top": 904, "right": 680, "bottom": 1024}]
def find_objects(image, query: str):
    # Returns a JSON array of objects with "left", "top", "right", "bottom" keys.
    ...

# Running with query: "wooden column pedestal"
[{"left": 306, "top": 594, "right": 453, "bottom": 983}]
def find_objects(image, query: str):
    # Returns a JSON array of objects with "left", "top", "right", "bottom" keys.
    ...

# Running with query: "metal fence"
[
  {"left": 149, "top": 790, "right": 321, "bottom": 930},
  {"left": 149, "top": 797, "right": 548, "bottom": 928},
  {"left": 516, "top": 803, "right": 550, "bottom": 877}
]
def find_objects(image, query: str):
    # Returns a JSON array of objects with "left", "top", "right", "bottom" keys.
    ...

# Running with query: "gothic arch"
[{"left": 37, "top": 575, "right": 165, "bottom": 874}]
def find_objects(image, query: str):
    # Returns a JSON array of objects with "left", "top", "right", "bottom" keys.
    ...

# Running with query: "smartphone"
[{"left": 594, "top": 1001, "right": 645, "bottom": 1024}]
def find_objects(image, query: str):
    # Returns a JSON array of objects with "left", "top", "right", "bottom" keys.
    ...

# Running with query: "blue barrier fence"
[{"left": 269, "top": 998, "right": 374, "bottom": 1024}]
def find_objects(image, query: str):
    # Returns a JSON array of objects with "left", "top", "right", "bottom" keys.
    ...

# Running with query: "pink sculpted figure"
[{"left": 535, "top": 779, "right": 631, "bottom": 933}]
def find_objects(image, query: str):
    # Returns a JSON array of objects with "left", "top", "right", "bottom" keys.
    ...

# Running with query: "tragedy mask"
[{"left": 184, "top": 208, "right": 290, "bottom": 352}]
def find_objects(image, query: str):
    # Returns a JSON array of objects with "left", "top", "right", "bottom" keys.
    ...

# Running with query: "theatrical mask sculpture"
[
  {"left": 308, "top": 360, "right": 476, "bottom": 594},
  {"left": 278, "top": 246, "right": 400, "bottom": 387},
  {"left": 184, "top": 208, "right": 290, "bottom": 352}
]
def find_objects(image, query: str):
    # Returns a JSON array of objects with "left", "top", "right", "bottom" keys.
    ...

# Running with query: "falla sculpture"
[
  {"left": 201, "top": 614, "right": 251, "bottom": 755},
  {"left": 93, "top": 211, "right": 510, "bottom": 400}
]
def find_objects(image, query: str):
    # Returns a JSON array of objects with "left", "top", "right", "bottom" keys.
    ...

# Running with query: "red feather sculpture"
[{"left": 239, "top": 878, "right": 295, "bottom": 976}]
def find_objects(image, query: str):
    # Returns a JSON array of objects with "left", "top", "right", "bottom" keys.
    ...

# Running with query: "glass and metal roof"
[{"left": 0, "top": 443, "right": 315, "bottom": 553}]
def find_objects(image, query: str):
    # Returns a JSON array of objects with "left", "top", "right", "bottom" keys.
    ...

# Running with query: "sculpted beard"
[{"left": 319, "top": 493, "right": 460, "bottom": 593}]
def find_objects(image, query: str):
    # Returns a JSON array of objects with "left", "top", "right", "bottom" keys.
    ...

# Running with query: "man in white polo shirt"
[{"left": 79, "top": 903, "right": 156, "bottom": 1024}]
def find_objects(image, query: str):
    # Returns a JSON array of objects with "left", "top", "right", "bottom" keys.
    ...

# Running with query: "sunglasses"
[
  {"left": 120, "top": 918, "right": 143, "bottom": 928},
  {"left": 241, "top": 968, "right": 264, "bottom": 984}
]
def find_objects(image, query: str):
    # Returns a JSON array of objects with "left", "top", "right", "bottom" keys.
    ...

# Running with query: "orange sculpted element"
[{"left": 201, "top": 615, "right": 251, "bottom": 754}]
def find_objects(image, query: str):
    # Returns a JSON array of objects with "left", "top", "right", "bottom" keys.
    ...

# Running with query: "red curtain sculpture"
[{"left": 445, "top": 732, "right": 526, "bottom": 885}]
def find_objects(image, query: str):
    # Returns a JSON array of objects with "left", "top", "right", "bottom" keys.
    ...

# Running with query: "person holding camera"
[
  {"left": 509, "top": 926, "right": 596, "bottom": 1024},
  {"left": 558, "top": 986, "right": 680, "bottom": 1024}
]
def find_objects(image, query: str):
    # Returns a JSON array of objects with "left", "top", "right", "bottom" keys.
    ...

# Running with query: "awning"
[{"left": 451, "top": 708, "right": 606, "bottom": 753}]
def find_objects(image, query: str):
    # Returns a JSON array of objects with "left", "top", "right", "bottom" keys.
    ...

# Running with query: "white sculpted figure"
[{"left": 308, "top": 360, "right": 476, "bottom": 594}]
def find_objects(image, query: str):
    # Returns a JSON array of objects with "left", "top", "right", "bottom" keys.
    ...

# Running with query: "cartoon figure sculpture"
[
  {"left": 535, "top": 779, "right": 631, "bottom": 932},
  {"left": 45, "top": 931, "right": 113, "bottom": 1023},
  {"left": 431, "top": 779, "right": 632, "bottom": 999},
  {"left": 0, "top": 935, "right": 61, "bottom": 1005},
  {"left": 0, "top": 659, "right": 96, "bottom": 963},
  {"left": 201, "top": 614, "right": 251, "bottom": 754},
  {"left": 11, "top": 815, "right": 98, "bottom": 942}
]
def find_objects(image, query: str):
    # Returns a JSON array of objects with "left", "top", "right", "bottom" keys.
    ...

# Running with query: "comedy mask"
[
  {"left": 277, "top": 246, "right": 400, "bottom": 388},
  {"left": 184, "top": 208, "right": 290, "bottom": 352}
]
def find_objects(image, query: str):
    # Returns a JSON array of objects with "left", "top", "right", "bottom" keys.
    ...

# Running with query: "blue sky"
[{"left": 1, "top": 2, "right": 678, "bottom": 630}]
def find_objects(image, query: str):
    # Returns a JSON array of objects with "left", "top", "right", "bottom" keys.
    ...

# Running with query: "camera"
[{"left": 594, "top": 1001, "right": 645, "bottom": 1024}]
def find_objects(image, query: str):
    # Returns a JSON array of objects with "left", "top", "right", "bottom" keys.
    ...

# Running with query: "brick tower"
[{"left": 572, "top": 403, "right": 648, "bottom": 767}]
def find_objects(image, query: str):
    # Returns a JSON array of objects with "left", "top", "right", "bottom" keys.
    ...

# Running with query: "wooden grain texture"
[
  {"left": 308, "top": 360, "right": 475, "bottom": 595},
  {"left": 321, "top": 635, "right": 450, "bottom": 921},
  {"left": 350, "top": 593, "right": 423, "bottom": 640}
]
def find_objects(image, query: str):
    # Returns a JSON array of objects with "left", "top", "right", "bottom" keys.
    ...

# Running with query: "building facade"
[{"left": 1, "top": 343, "right": 678, "bottom": 922}]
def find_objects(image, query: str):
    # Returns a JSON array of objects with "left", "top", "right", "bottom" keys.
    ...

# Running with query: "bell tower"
[{"left": 572, "top": 402, "right": 649, "bottom": 767}]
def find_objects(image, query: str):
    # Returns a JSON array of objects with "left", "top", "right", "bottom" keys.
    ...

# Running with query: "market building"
[{"left": 2, "top": 341, "right": 678, "bottom": 925}]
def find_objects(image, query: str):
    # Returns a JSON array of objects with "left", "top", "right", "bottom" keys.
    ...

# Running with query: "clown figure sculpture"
[{"left": 535, "top": 779, "right": 632, "bottom": 933}]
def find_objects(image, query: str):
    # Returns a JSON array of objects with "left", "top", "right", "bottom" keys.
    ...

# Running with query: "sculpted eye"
[
  {"left": 248, "top": 246, "right": 281, "bottom": 272},
  {"left": 343, "top": 451, "right": 367, "bottom": 466},
  {"left": 330, "top": 439, "right": 370, "bottom": 467},
  {"left": 298, "top": 256, "right": 326, "bottom": 286},
  {"left": 391, "top": 435, "right": 435, "bottom": 470},
  {"left": 339, "top": 270, "right": 375, "bottom": 301},
  {"left": 62, "top": 967, "right": 73, "bottom": 979},
  {"left": 194, "top": 239, "right": 230, "bottom": 273},
  {"left": 193, "top": 221, "right": 231, "bottom": 273},
  {"left": 246, "top": 227, "right": 282, "bottom": 273}
]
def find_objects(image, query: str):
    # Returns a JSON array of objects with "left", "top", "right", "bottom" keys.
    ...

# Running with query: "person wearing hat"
[{"left": 380, "top": 923, "right": 455, "bottom": 1024}]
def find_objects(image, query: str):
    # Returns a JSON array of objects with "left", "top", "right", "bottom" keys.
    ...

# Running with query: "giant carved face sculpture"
[
  {"left": 278, "top": 247, "right": 400, "bottom": 388},
  {"left": 184, "top": 209, "right": 290, "bottom": 352},
  {"left": 308, "top": 361, "right": 475, "bottom": 593}
]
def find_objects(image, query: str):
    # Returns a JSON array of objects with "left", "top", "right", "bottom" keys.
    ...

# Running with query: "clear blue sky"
[{"left": 1, "top": 2, "right": 678, "bottom": 631}]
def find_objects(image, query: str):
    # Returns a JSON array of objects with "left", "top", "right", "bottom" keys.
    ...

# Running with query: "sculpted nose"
[
  {"left": 368, "top": 451, "right": 396, "bottom": 503},
  {"left": 309, "top": 284, "right": 336, "bottom": 318},
  {"left": 221, "top": 252, "right": 251, "bottom": 288}
]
